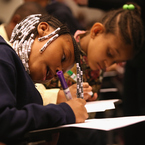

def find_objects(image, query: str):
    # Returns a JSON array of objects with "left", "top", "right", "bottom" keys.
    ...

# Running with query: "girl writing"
[{"left": 0, "top": 14, "right": 88, "bottom": 144}]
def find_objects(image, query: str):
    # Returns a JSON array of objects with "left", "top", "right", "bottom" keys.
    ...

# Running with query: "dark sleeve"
[{"left": 0, "top": 59, "right": 75, "bottom": 144}]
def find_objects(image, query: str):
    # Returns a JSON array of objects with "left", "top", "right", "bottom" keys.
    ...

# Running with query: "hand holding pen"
[
  {"left": 68, "top": 83, "right": 98, "bottom": 101},
  {"left": 57, "top": 70, "right": 72, "bottom": 100},
  {"left": 67, "top": 70, "right": 98, "bottom": 101},
  {"left": 57, "top": 70, "right": 88, "bottom": 122},
  {"left": 57, "top": 70, "right": 97, "bottom": 102},
  {"left": 66, "top": 98, "right": 88, "bottom": 123}
]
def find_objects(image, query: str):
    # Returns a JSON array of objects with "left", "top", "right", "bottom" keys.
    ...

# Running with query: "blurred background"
[{"left": 0, "top": 0, "right": 23, "bottom": 24}]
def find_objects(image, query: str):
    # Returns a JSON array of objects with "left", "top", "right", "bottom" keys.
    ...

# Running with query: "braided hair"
[
  {"left": 10, "top": 14, "right": 81, "bottom": 73},
  {"left": 99, "top": 2, "right": 144, "bottom": 56},
  {"left": 10, "top": 14, "right": 83, "bottom": 97}
]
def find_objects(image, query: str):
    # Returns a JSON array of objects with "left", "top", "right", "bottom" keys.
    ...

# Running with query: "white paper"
[
  {"left": 85, "top": 99, "right": 119, "bottom": 113},
  {"left": 62, "top": 116, "right": 145, "bottom": 131}
]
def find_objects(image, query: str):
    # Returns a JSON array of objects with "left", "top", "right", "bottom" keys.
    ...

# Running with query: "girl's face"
[
  {"left": 29, "top": 23, "right": 75, "bottom": 83},
  {"left": 87, "top": 23, "right": 133, "bottom": 71}
]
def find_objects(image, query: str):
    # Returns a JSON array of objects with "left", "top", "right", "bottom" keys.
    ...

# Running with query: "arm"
[
  {"left": 38, "top": 82, "right": 97, "bottom": 105},
  {"left": 57, "top": 82, "right": 98, "bottom": 104},
  {"left": 35, "top": 83, "right": 59, "bottom": 105},
  {"left": 0, "top": 42, "right": 88, "bottom": 144},
  {"left": 0, "top": 59, "right": 76, "bottom": 143}
]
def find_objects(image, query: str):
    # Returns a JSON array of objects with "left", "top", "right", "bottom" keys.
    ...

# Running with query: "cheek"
[
  {"left": 88, "top": 39, "right": 101, "bottom": 58},
  {"left": 62, "top": 60, "right": 75, "bottom": 73},
  {"left": 29, "top": 61, "right": 45, "bottom": 80},
  {"left": 87, "top": 45, "right": 99, "bottom": 62}
]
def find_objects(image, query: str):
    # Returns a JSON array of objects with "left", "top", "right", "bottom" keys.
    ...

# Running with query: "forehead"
[
  {"left": 61, "top": 35, "right": 75, "bottom": 70},
  {"left": 116, "top": 44, "right": 133, "bottom": 61},
  {"left": 62, "top": 35, "right": 74, "bottom": 53},
  {"left": 107, "top": 33, "right": 133, "bottom": 59}
]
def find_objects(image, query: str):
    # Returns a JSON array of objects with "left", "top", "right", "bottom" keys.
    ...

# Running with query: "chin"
[
  {"left": 89, "top": 64, "right": 99, "bottom": 71},
  {"left": 41, "top": 79, "right": 52, "bottom": 84}
]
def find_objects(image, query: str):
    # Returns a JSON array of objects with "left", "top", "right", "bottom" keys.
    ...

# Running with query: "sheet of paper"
[
  {"left": 62, "top": 116, "right": 145, "bottom": 131},
  {"left": 85, "top": 99, "right": 119, "bottom": 113},
  {"left": 27, "top": 115, "right": 145, "bottom": 141}
]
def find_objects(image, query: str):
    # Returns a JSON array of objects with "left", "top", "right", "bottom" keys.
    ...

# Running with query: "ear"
[
  {"left": 90, "top": 23, "right": 104, "bottom": 38},
  {"left": 37, "top": 22, "right": 50, "bottom": 37}
]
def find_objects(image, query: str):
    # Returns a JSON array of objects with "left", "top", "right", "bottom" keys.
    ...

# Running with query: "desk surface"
[{"left": 24, "top": 115, "right": 145, "bottom": 143}]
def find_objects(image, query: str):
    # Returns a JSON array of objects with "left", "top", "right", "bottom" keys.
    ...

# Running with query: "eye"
[
  {"left": 107, "top": 49, "right": 113, "bottom": 57},
  {"left": 61, "top": 54, "right": 66, "bottom": 62}
]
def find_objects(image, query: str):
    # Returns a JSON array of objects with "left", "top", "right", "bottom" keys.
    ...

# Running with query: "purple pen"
[{"left": 57, "top": 70, "right": 72, "bottom": 100}]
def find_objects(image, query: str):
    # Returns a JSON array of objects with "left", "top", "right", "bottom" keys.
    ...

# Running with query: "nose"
[{"left": 56, "top": 66, "right": 63, "bottom": 74}]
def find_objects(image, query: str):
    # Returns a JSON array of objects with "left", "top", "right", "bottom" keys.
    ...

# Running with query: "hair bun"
[
  {"left": 126, "top": 2, "right": 141, "bottom": 16},
  {"left": 123, "top": 4, "right": 135, "bottom": 10}
]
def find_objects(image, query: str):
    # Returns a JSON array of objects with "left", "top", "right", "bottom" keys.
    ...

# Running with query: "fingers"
[
  {"left": 68, "top": 82, "right": 97, "bottom": 102},
  {"left": 74, "top": 30, "right": 86, "bottom": 42},
  {"left": 76, "top": 110, "right": 88, "bottom": 123},
  {"left": 83, "top": 82, "right": 89, "bottom": 88},
  {"left": 77, "top": 98, "right": 86, "bottom": 105},
  {"left": 86, "top": 93, "right": 98, "bottom": 101},
  {"left": 83, "top": 93, "right": 91, "bottom": 100},
  {"left": 70, "top": 83, "right": 77, "bottom": 88},
  {"left": 68, "top": 84, "right": 77, "bottom": 99},
  {"left": 83, "top": 82, "right": 92, "bottom": 93},
  {"left": 92, "top": 93, "right": 98, "bottom": 100},
  {"left": 66, "top": 98, "right": 88, "bottom": 123}
]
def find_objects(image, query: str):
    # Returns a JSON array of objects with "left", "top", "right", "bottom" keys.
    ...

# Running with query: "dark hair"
[
  {"left": 10, "top": 2, "right": 48, "bottom": 22},
  {"left": 42, "top": 15, "right": 81, "bottom": 65},
  {"left": 11, "top": 13, "right": 82, "bottom": 91},
  {"left": 11, "top": 14, "right": 81, "bottom": 69},
  {"left": 100, "top": 2, "right": 144, "bottom": 56},
  {"left": 33, "top": 14, "right": 80, "bottom": 65}
]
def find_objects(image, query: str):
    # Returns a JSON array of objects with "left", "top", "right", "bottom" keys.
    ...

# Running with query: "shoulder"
[
  {"left": 0, "top": 36, "right": 21, "bottom": 68},
  {"left": 0, "top": 35, "right": 13, "bottom": 50}
]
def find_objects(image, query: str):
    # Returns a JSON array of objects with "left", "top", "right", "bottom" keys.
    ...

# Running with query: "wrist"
[{"left": 57, "top": 90, "right": 67, "bottom": 104}]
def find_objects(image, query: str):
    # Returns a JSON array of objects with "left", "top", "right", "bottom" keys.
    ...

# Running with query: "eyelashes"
[
  {"left": 107, "top": 48, "right": 113, "bottom": 58},
  {"left": 61, "top": 54, "right": 66, "bottom": 62}
]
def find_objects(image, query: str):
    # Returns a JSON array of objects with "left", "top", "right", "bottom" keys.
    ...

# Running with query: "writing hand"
[{"left": 66, "top": 98, "right": 88, "bottom": 123}]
